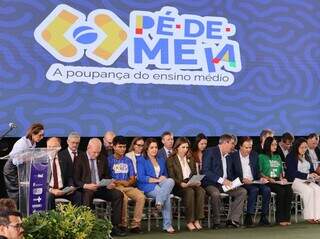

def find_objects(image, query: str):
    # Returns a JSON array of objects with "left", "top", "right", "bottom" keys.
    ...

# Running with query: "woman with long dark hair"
[
  {"left": 167, "top": 137, "right": 205, "bottom": 231},
  {"left": 259, "top": 136, "right": 293, "bottom": 226},
  {"left": 286, "top": 138, "right": 320, "bottom": 223},
  {"left": 192, "top": 133, "right": 208, "bottom": 174},
  {"left": 136, "top": 138, "right": 175, "bottom": 233}
]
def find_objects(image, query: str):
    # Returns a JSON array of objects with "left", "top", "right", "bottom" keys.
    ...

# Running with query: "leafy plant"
[{"left": 23, "top": 204, "right": 112, "bottom": 239}]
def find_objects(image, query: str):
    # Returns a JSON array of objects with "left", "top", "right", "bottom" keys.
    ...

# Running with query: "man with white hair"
[
  {"left": 73, "top": 138, "right": 126, "bottom": 237},
  {"left": 58, "top": 132, "right": 84, "bottom": 165}
]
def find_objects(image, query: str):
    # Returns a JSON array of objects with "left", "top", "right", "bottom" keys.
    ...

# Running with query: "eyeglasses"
[
  {"left": 135, "top": 144, "right": 144, "bottom": 147},
  {"left": 7, "top": 223, "right": 23, "bottom": 230}
]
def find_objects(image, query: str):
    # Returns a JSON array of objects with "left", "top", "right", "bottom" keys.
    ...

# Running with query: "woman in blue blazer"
[
  {"left": 137, "top": 138, "right": 175, "bottom": 233},
  {"left": 286, "top": 138, "right": 320, "bottom": 223}
]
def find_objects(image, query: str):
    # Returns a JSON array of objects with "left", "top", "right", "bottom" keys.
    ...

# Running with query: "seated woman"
[
  {"left": 136, "top": 138, "right": 175, "bottom": 233},
  {"left": 192, "top": 133, "right": 208, "bottom": 174},
  {"left": 167, "top": 137, "right": 205, "bottom": 231},
  {"left": 286, "top": 138, "right": 320, "bottom": 223},
  {"left": 259, "top": 136, "right": 293, "bottom": 226},
  {"left": 126, "top": 137, "right": 144, "bottom": 174}
]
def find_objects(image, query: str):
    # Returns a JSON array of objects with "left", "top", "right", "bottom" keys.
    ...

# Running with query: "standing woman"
[
  {"left": 126, "top": 137, "right": 144, "bottom": 174},
  {"left": 286, "top": 138, "right": 320, "bottom": 223},
  {"left": 167, "top": 137, "right": 205, "bottom": 231},
  {"left": 259, "top": 136, "right": 293, "bottom": 226},
  {"left": 3, "top": 123, "right": 45, "bottom": 202},
  {"left": 136, "top": 138, "right": 175, "bottom": 233},
  {"left": 192, "top": 133, "right": 208, "bottom": 174}
]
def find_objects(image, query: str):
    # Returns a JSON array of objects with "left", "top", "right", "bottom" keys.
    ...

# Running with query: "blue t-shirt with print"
[{"left": 108, "top": 155, "right": 135, "bottom": 180}]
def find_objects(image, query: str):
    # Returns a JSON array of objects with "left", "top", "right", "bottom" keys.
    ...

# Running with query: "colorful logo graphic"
[
  {"left": 35, "top": 5, "right": 241, "bottom": 86},
  {"left": 34, "top": 4, "right": 128, "bottom": 66}
]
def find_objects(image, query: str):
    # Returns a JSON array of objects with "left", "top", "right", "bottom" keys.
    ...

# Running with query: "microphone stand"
[
  {"left": 0, "top": 127, "right": 15, "bottom": 142},
  {"left": 0, "top": 126, "right": 15, "bottom": 152}
]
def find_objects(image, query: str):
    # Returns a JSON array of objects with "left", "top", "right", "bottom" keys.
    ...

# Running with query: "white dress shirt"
[
  {"left": 10, "top": 136, "right": 36, "bottom": 165},
  {"left": 68, "top": 147, "right": 77, "bottom": 162},
  {"left": 218, "top": 149, "right": 228, "bottom": 184},
  {"left": 177, "top": 155, "right": 191, "bottom": 180},
  {"left": 240, "top": 152, "right": 253, "bottom": 180},
  {"left": 308, "top": 149, "right": 318, "bottom": 170},
  {"left": 49, "top": 156, "right": 63, "bottom": 189}
]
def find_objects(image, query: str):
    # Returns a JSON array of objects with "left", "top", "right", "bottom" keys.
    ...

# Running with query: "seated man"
[
  {"left": 0, "top": 211, "right": 24, "bottom": 239},
  {"left": 73, "top": 138, "right": 126, "bottom": 237},
  {"left": 58, "top": 132, "right": 85, "bottom": 165},
  {"left": 203, "top": 134, "right": 247, "bottom": 228},
  {"left": 276, "top": 132, "right": 294, "bottom": 162},
  {"left": 47, "top": 137, "right": 81, "bottom": 210},
  {"left": 230, "top": 137, "right": 271, "bottom": 227},
  {"left": 157, "top": 131, "right": 174, "bottom": 160},
  {"left": 108, "top": 136, "right": 145, "bottom": 234}
]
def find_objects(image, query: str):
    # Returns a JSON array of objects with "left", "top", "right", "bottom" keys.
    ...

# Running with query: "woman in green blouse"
[{"left": 259, "top": 136, "right": 293, "bottom": 226}]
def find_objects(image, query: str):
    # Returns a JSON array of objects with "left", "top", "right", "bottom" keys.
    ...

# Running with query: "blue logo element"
[{"left": 73, "top": 26, "right": 98, "bottom": 44}]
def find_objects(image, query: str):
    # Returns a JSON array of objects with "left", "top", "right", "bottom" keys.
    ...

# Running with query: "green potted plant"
[{"left": 23, "top": 204, "right": 112, "bottom": 239}]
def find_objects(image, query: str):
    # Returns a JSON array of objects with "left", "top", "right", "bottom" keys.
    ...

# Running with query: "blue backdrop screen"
[{"left": 1, "top": 0, "right": 319, "bottom": 137}]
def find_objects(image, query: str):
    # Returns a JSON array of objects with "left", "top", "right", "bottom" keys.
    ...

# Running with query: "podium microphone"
[
  {"left": 0, "top": 122, "right": 17, "bottom": 142},
  {"left": 0, "top": 122, "right": 17, "bottom": 152}
]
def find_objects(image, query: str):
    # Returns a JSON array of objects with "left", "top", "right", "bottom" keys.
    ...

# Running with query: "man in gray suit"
[{"left": 157, "top": 131, "right": 174, "bottom": 160}]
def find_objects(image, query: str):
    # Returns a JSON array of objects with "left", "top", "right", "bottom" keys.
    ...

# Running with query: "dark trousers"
[
  {"left": 242, "top": 184, "right": 271, "bottom": 215},
  {"left": 82, "top": 187, "right": 123, "bottom": 226},
  {"left": 47, "top": 190, "right": 82, "bottom": 210},
  {"left": 176, "top": 186, "right": 205, "bottom": 223},
  {"left": 206, "top": 185, "right": 247, "bottom": 224},
  {"left": 267, "top": 183, "right": 293, "bottom": 223}
]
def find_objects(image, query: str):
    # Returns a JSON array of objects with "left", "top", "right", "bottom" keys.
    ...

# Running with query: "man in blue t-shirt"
[{"left": 108, "top": 136, "right": 145, "bottom": 234}]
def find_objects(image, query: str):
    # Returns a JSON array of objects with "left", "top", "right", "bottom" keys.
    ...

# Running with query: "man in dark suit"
[
  {"left": 203, "top": 134, "right": 247, "bottom": 228},
  {"left": 58, "top": 132, "right": 84, "bottom": 165},
  {"left": 230, "top": 137, "right": 271, "bottom": 227},
  {"left": 47, "top": 137, "right": 81, "bottom": 210},
  {"left": 73, "top": 138, "right": 126, "bottom": 237},
  {"left": 157, "top": 131, "right": 174, "bottom": 160},
  {"left": 276, "top": 132, "right": 294, "bottom": 162}
]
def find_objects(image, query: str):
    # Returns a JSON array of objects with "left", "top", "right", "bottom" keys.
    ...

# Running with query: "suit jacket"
[
  {"left": 276, "top": 146, "right": 286, "bottom": 162},
  {"left": 136, "top": 155, "right": 168, "bottom": 193},
  {"left": 202, "top": 146, "right": 234, "bottom": 187},
  {"left": 306, "top": 147, "right": 320, "bottom": 162},
  {"left": 58, "top": 148, "right": 85, "bottom": 164},
  {"left": 230, "top": 150, "right": 260, "bottom": 181},
  {"left": 52, "top": 153, "right": 74, "bottom": 188},
  {"left": 73, "top": 153, "right": 110, "bottom": 188},
  {"left": 166, "top": 154, "right": 197, "bottom": 188},
  {"left": 157, "top": 147, "right": 168, "bottom": 160},
  {"left": 285, "top": 151, "right": 315, "bottom": 182}
]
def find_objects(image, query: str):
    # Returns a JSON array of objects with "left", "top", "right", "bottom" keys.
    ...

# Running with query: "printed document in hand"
[
  {"left": 187, "top": 174, "right": 205, "bottom": 185},
  {"left": 222, "top": 177, "right": 243, "bottom": 192},
  {"left": 99, "top": 179, "right": 113, "bottom": 187}
]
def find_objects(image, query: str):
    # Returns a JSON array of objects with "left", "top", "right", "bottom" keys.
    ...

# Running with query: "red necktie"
[
  {"left": 72, "top": 151, "right": 77, "bottom": 162},
  {"left": 52, "top": 157, "right": 59, "bottom": 189}
]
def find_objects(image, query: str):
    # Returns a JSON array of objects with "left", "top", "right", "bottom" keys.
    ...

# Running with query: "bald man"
[
  {"left": 73, "top": 138, "right": 126, "bottom": 237},
  {"left": 47, "top": 137, "right": 81, "bottom": 210}
]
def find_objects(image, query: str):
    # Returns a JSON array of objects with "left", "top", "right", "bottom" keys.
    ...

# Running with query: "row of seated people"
[{"left": 3, "top": 123, "right": 320, "bottom": 237}]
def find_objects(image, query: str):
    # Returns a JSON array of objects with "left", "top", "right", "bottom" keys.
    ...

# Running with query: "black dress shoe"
[
  {"left": 226, "top": 220, "right": 240, "bottom": 228},
  {"left": 111, "top": 227, "right": 127, "bottom": 237},
  {"left": 259, "top": 216, "right": 271, "bottom": 226},
  {"left": 130, "top": 227, "right": 143, "bottom": 234},
  {"left": 244, "top": 214, "right": 254, "bottom": 227}
]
